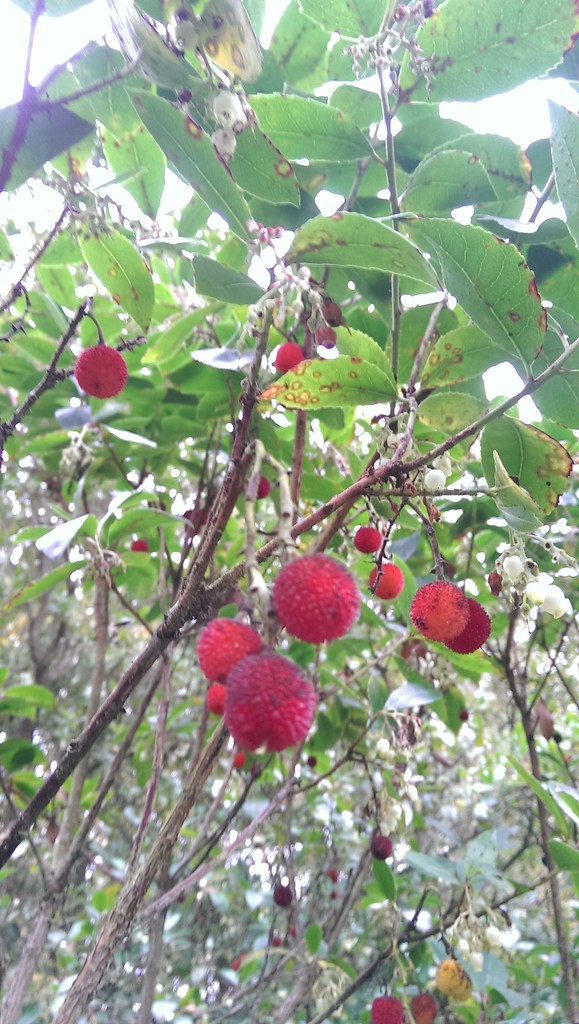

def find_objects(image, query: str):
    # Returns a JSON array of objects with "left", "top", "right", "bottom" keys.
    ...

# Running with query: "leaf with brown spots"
[
  {"left": 259, "top": 355, "right": 396, "bottom": 410},
  {"left": 407, "top": 218, "right": 546, "bottom": 371},
  {"left": 79, "top": 228, "right": 154, "bottom": 330},
  {"left": 288, "top": 212, "right": 436, "bottom": 286},
  {"left": 481, "top": 417, "right": 573, "bottom": 518},
  {"left": 421, "top": 324, "right": 502, "bottom": 387},
  {"left": 399, "top": 0, "right": 579, "bottom": 102}
]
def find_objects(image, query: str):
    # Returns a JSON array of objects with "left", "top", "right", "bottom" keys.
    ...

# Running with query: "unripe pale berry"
[
  {"left": 435, "top": 958, "right": 473, "bottom": 1002},
  {"left": 433, "top": 454, "right": 452, "bottom": 477},
  {"left": 424, "top": 468, "right": 446, "bottom": 491}
]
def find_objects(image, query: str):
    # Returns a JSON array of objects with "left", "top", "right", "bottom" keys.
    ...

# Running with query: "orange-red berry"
[
  {"left": 272, "top": 554, "right": 360, "bottom": 644},
  {"left": 74, "top": 344, "right": 128, "bottom": 399},
  {"left": 444, "top": 598, "right": 491, "bottom": 654},
  {"left": 197, "top": 619, "right": 262, "bottom": 682},
  {"left": 371, "top": 995, "right": 404, "bottom": 1024},
  {"left": 233, "top": 749, "right": 247, "bottom": 769},
  {"left": 225, "top": 653, "right": 316, "bottom": 752},
  {"left": 410, "top": 581, "right": 470, "bottom": 643},
  {"left": 207, "top": 682, "right": 227, "bottom": 716},
  {"left": 257, "top": 475, "right": 271, "bottom": 498},
  {"left": 130, "top": 538, "right": 149, "bottom": 552},
  {"left": 274, "top": 341, "right": 304, "bottom": 373},
  {"left": 369, "top": 563, "right": 404, "bottom": 600},
  {"left": 354, "top": 526, "right": 382, "bottom": 553},
  {"left": 410, "top": 992, "right": 438, "bottom": 1024}
]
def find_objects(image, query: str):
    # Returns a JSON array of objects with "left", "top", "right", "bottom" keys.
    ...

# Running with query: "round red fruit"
[
  {"left": 272, "top": 553, "right": 360, "bottom": 644},
  {"left": 444, "top": 598, "right": 491, "bottom": 654},
  {"left": 207, "top": 682, "right": 227, "bottom": 716},
  {"left": 74, "top": 344, "right": 128, "bottom": 399},
  {"left": 410, "top": 992, "right": 438, "bottom": 1024},
  {"left": 233, "top": 749, "right": 247, "bottom": 769},
  {"left": 274, "top": 341, "right": 304, "bottom": 373},
  {"left": 130, "top": 538, "right": 149, "bottom": 552},
  {"left": 369, "top": 563, "right": 404, "bottom": 600},
  {"left": 370, "top": 832, "right": 393, "bottom": 860},
  {"left": 410, "top": 581, "right": 470, "bottom": 643},
  {"left": 197, "top": 619, "right": 262, "bottom": 682},
  {"left": 371, "top": 995, "right": 404, "bottom": 1024},
  {"left": 257, "top": 475, "right": 271, "bottom": 498},
  {"left": 459, "top": 709, "right": 469, "bottom": 722},
  {"left": 354, "top": 526, "right": 382, "bottom": 553},
  {"left": 326, "top": 867, "right": 339, "bottom": 883},
  {"left": 225, "top": 652, "right": 316, "bottom": 752},
  {"left": 273, "top": 883, "right": 293, "bottom": 907}
]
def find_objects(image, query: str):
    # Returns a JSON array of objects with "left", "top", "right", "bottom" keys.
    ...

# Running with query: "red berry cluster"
[{"left": 410, "top": 581, "right": 491, "bottom": 654}]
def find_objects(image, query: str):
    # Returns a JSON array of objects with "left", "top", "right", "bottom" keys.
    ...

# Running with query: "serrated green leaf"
[
  {"left": 407, "top": 219, "right": 546, "bottom": 370},
  {"left": 289, "top": 213, "right": 435, "bottom": 285},
  {"left": 298, "top": 0, "right": 382, "bottom": 36},
  {"left": 421, "top": 324, "right": 502, "bottom": 387},
  {"left": 232, "top": 128, "right": 300, "bottom": 207},
  {"left": 131, "top": 91, "right": 252, "bottom": 241},
  {"left": 0, "top": 103, "right": 93, "bottom": 191},
  {"left": 260, "top": 354, "right": 396, "bottom": 410},
  {"left": 417, "top": 391, "right": 489, "bottom": 432},
  {"left": 481, "top": 418, "right": 573, "bottom": 519},
  {"left": 102, "top": 123, "right": 166, "bottom": 219},
  {"left": 548, "top": 101, "right": 579, "bottom": 250},
  {"left": 399, "top": 0, "right": 579, "bottom": 102},
  {"left": 250, "top": 95, "right": 371, "bottom": 162},
  {"left": 79, "top": 228, "right": 154, "bottom": 330},
  {"left": 191, "top": 254, "right": 263, "bottom": 304},
  {"left": 402, "top": 149, "right": 497, "bottom": 215}
]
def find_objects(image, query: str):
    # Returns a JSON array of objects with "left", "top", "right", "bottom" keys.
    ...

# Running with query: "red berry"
[
  {"left": 410, "top": 992, "right": 438, "bottom": 1024},
  {"left": 326, "top": 867, "right": 339, "bottom": 883},
  {"left": 183, "top": 507, "right": 208, "bottom": 537},
  {"left": 207, "top": 682, "right": 227, "bottom": 716},
  {"left": 233, "top": 749, "right": 247, "bottom": 769},
  {"left": 74, "top": 344, "right": 128, "bottom": 399},
  {"left": 231, "top": 955, "right": 243, "bottom": 970},
  {"left": 307, "top": 755, "right": 317, "bottom": 768},
  {"left": 444, "top": 598, "right": 491, "bottom": 654},
  {"left": 315, "top": 325, "right": 337, "bottom": 348},
  {"left": 272, "top": 554, "right": 360, "bottom": 644},
  {"left": 272, "top": 935, "right": 282, "bottom": 947},
  {"left": 410, "top": 581, "right": 470, "bottom": 643},
  {"left": 273, "top": 883, "right": 293, "bottom": 907},
  {"left": 130, "top": 538, "right": 149, "bottom": 552},
  {"left": 257, "top": 475, "right": 271, "bottom": 499},
  {"left": 369, "top": 563, "right": 404, "bottom": 600},
  {"left": 354, "top": 526, "right": 382, "bottom": 553},
  {"left": 274, "top": 341, "right": 304, "bottom": 373},
  {"left": 371, "top": 995, "right": 404, "bottom": 1024},
  {"left": 370, "top": 833, "right": 393, "bottom": 860},
  {"left": 225, "top": 653, "right": 317, "bottom": 752},
  {"left": 459, "top": 708, "right": 469, "bottom": 722},
  {"left": 197, "top": 619, "right": 262, "bottom": 682}
]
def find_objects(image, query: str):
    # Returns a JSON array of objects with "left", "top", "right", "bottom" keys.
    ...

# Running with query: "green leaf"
[
  {"left": 386, "top": 681, "right": 440, "bottom": 710},
  {"left": 531, "top": 329, "right": 579, "bottom": 428},
  {"left": 407, "top": 219, "right": 546, "bottom": 370},
  {"left": 442, "top": 133, "right": 531, "bottom": 201},
  {"left": 305, "top": 922, "right": 323, "bottom": 955},
  {"left": 399, "top": 0, "right": 579, "bottom": 102},
  {"left": 0, "top": 103, "right": 93, "bottom": 191},
  {"left": 102, "top": 123, "right": 166, "bottom": 219},
  {"left": 545, "top": 781, "right": 579, "bottom": 828},
  {"left": 464, "top": 830, "right": 498, "bottom": 878},
  {"left": 0, "top": 684, "right": 56, "bottom": 717},
  {"left": 298, "top": 0, "right": 383, "bottom": 36},
  {"left": 507, "top": 756, "right": 569, "bottom": 835},
  {"left": 548, "top": 101, "right": 579, "bottom": 250},
  {"left": 372, "top": 859, "right": 396, "bottom": 901},
  {"left": 288, "top": 213, "right": 435, "bottom": 286},
  {"left": 191, "top": 255, "right": 263, "bottom": 304},
  {"left": 232, "top": 128, "right": 300, "bottom": 207},
  {"left": 0, "top": 226, "right": 14, "bottom": 261},
  {"left": 131, "top": 91, "right": 252, "bottom": 241},
  {"left": 548, "top": 838, "right": 579, "bottom": 874},
  {"left": 267, "top": 0, "right": 330, "bottom": 92},
  {"left": 334, "top": 328, "right": 395, "bottom": 387},
  {"left": 488, "top": 451, "right": 544, "bottom": 533},
  {"left": 406, "top": 850, "right": 463, "bottom": 884},
  {"left": 481, "top": 418, "right": 573, "bottom": 518},
  {"left": 421, "top": 324, "right": 502, "bottom": 387},
  {"left": 2, "top": 561, "right": 88, "bottom": 614},
  {"left": 401, "top": 150, "right": 497, "bottom": 215},
  {"left": 250, "top": 95, "right": 371, "bottom": 162},
  {"left": 0, "top": 739, "right": 43, "bottom": 771},
  {"left": 35, "top": 515, "right": 97, "bottom": 560},
  {"left": 417, "top": 391, "right": 489, "bottom": 432},
  {"left": 259, "top": 354, "right": 396, "bottom": 410},
  {"left": 79, "top": 228, "right": 154, "bottom": 330}
]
